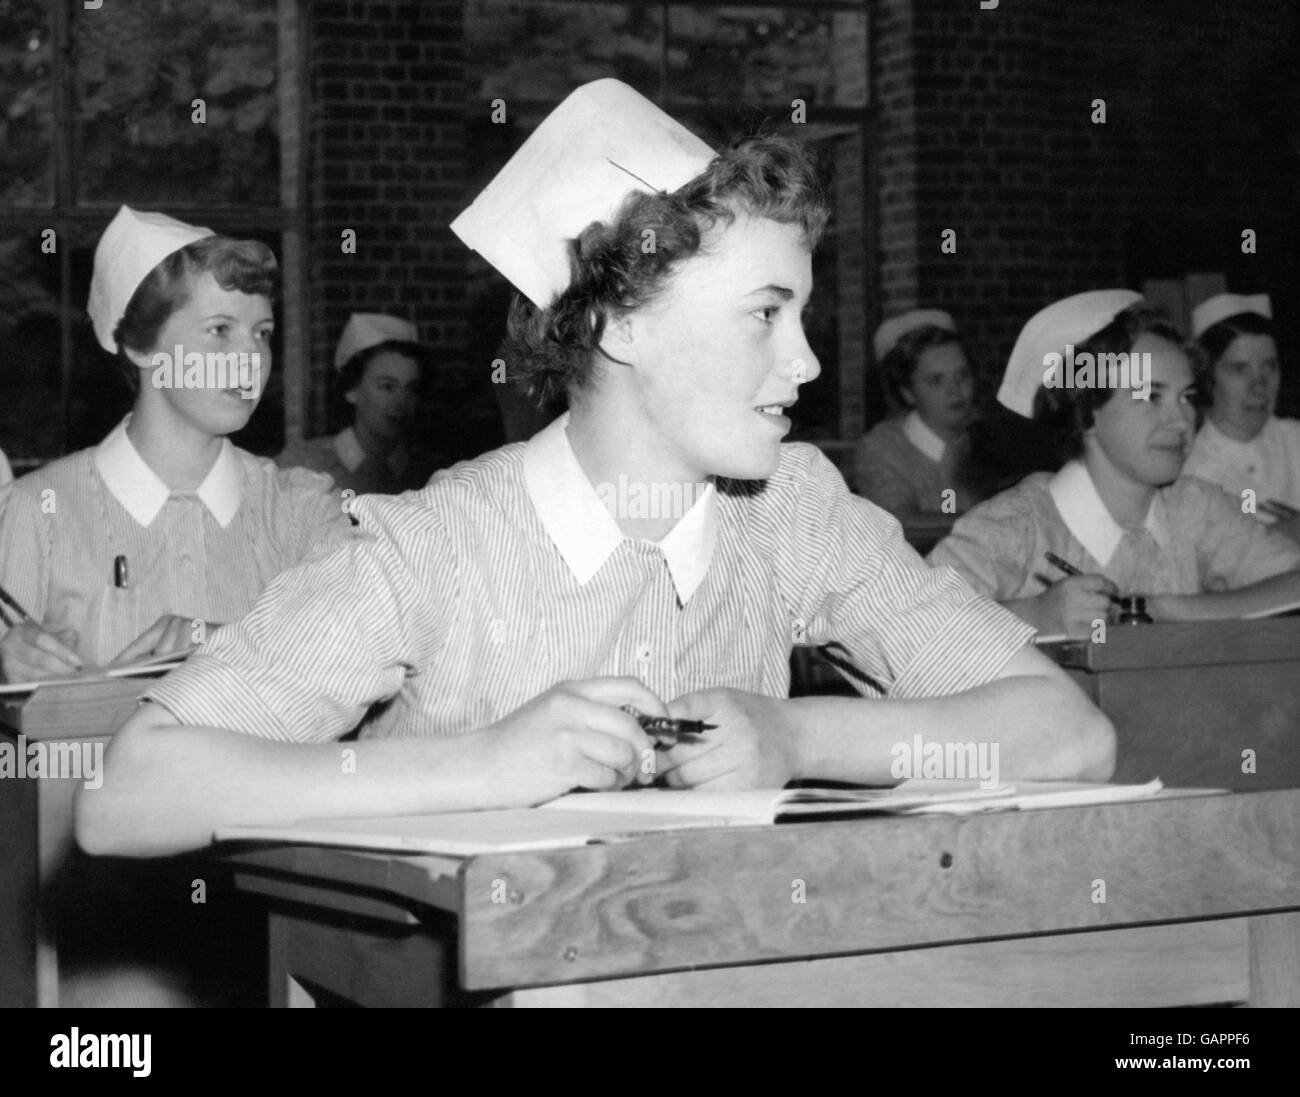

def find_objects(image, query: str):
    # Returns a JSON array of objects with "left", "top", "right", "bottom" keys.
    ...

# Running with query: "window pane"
[
  {"left": 0, "top": 0, "right": 52, "bottom": 206},
  {"left": 668, "top": 5, "right": 866, "bottom": 108},
  {"left": 75, "top": 0, "right": 279, "bottom": 205},
  {"left": 465, "top": 0, "right": 663, "bottom": 110}
]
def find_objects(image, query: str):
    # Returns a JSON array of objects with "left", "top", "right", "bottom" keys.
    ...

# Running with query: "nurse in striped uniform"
[
  {"left": 82, "top": 81, "right": 1113, "bottom": 857},
  {"left": 929, "top": 291, "right": 1300, "bottom": 638},
  {"left": 0, "top": 206, "right": 351, "bottom": 682}
]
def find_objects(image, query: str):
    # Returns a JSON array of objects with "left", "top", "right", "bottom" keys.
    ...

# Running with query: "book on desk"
[{"left": 215, "top": 778, "right": 1167, "bottom": 856}]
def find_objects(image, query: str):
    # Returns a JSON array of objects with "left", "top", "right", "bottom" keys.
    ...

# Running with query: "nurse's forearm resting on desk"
[
  {"left": 657, "top": 644, "right": 1113, "bottom": 789},
  {"left": 77, "top": 646, "right": 1113, "bottom": 858},
  {"left": 1146, "top": 569, "right": 1300, "bottom": 621}
]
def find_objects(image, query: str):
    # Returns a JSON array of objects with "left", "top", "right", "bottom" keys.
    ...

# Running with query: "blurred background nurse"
[
  {"left": 1183, "top": 293, "right": 1300, "bottom": 545},
  {"left": 277, "top": 312, "right": 446, "bottom": 495}
]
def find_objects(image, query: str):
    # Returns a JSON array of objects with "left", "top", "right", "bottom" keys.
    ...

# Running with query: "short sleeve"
[
  {"left": 1187, "top": 477, "right": 1300, "bottom": 588},
  {"left": 852, "top": 427, "right": 916, "bottom": 513},
  {"left": 0, "top": 481, "right": 51, "bottom": 628},
  {"left": 927, "top": 487, "right": 1040, "bottom": 599},
  {"left": 277, "top": 465, "right": 354, "bottom": 561},
  {"left": 147, "top": 492, "right": 458, "bottom": 742},
  {"left": 770, "top": 445, "right": 1034, "bottom": 699}
]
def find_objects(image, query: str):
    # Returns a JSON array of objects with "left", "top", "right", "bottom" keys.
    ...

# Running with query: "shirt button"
[
  {"left": 180, "top": 555, "right": 194, "bottom": 568},
  {"left": 635, "top": 642, "right": 653, "bottom": 664}
]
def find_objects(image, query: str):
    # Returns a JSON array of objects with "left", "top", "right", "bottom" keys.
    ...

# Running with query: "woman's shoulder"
[
  {"left": 961, "top": 471, "right": 1054, "bottom": 519},
  {"left": 235, "top": 444, "right": 339, "bottom": 501},
  {"left": 276, "top": 433, "right": 342, "bottom": 473},
  {"left": 7, "top": 448, "right": 96, "bottom": 498},
  {"left": 855, "top": 417, "right": 908, "bottom": 454}
]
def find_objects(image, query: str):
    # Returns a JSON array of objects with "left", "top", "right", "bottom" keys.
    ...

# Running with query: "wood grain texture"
[
  {"left": 1248, "top": 911, "right": 1300, "bottom": 1007},
  {"left": 459, "top": 790, "right": 1300, "bottom": 990},
  {"left": 495, "top": 921, "right": 1249, "bottom": 1008}
]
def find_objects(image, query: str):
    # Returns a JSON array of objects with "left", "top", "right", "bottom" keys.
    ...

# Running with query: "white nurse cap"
[
  {"left": 1190, "top": 293, "right": 1271, "bottom": 339},
  {"left": 87, "top": 205, "right": 214, "bottom": 353},
  {"left": 996, "top": 289, "right": 1144, "bottom": 417},
  {"left": 450, "top": 78, "right": 715, "bottom": 309},
  {"left": 872, "top": 308, "right": 956, "bottom": 361},
  {"left": 334, "top": 313, "right": 422, "bottom": 370}
]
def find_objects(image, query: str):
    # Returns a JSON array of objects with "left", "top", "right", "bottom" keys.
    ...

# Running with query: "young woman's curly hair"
[{"left": 505, "top": 132, "right": 830, "bottom": 409}]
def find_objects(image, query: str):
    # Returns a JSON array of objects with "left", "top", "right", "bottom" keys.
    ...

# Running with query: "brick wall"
[
  {"left": 871, "top": 0, "right": 1300, "bottom": 416},
  {"left": 304, "top": 0, "right": 467, "bottom": 438}
]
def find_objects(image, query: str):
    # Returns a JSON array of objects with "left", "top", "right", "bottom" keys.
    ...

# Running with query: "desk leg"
[
  {"left": 0, "top": 771, "right": 40, "bottom": 1006},
  {"left": 266, "top": 907, "right": 453, "bottom": 1007},
  {"left": 270, "top": 914, "right": 316, "bottom": 1007},
  {"left": 1248, "top": 911, "right": 1300, "bottom": 1007}
]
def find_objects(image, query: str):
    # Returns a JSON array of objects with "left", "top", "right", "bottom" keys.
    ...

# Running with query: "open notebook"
[{"left": 215, "top": 778, "right": 1166, "bottom": 856}]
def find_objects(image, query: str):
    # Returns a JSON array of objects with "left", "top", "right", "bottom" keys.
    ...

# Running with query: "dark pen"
[
  {"left": 621, "top": 705, "right": 717, "bottom": 747},
  {"left": 1044, "top": 552, "right": 1125, "bottom": 606},
  {"left": 0, "top": 582, "right": 35, "bottom": 626}
]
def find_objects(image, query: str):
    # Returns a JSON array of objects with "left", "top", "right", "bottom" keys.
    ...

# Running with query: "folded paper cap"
[
  {"left": 1191, "top": 292, "right": 1271, "bottom": 339},
  {"left": 450, "top": 79, "right": 715, "bottom": 308},
  {"left": 997, "top": 289, "right": 1144, "bottom": 417},
  {"left": 87, "top": 205, "right": 214, "bottom": 353},
  {"left": 334, "top": 313, "right": 422, "bottom": 370},
  {"left": 873, "top": 309, "right": 956, "bottom": 361}
]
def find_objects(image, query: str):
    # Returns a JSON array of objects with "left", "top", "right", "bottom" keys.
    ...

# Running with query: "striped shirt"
[
  {"left": 928, "top": 461, "right": 1300, "bottom": 599},
  {"left": 0, "top": 417, "right": 353, "bottom": 668},
  {"left": 148, "top": 414, "right": 1034, "bottom": 742}
]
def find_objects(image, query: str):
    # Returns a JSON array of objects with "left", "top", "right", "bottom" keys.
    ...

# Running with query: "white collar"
[
  {"left": 1201, "top": 416, "right": 1267, "bottom": 455},
  {"left": 334, "top": 427, "right": 409, "bottom": 476},
  {"left": 902, "top": 411, "right": 946, "bottom": 462},
  {"left": 94, "top": 416, "right": 242, "bottom": 528},
  {"left": 1047, "top": 459, "right": 1169, "bottom": 568},
  {"left": 520, "top": 412, "right": 717, "bottom": 603}
]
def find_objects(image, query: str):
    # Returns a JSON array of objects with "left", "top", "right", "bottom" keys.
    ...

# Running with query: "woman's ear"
[
  {"left": 596, "top": 310, "right": 638, "bottom": 368},
  {"left": 344, "top": 388, "right": 359, "bottom": 407},
  {"left": 899, "top": 385, "right": 916, "bottom": 409}
]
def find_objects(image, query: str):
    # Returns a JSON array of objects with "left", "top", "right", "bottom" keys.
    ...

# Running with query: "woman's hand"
[
  {"left": 0, "top": 622, "right": 82, "bottom": 682},
  {"left": 111, "top": 615, "right": 206, "bottom": 665},
  {"left": 1035, "top": 575, "right": 1118, "bottom": 637},
  {"left": 656, "top": 688, "right": 803, "bottom": 790},
  {"left": 471, "top": 677, "right": 664, "bottom": 806}
]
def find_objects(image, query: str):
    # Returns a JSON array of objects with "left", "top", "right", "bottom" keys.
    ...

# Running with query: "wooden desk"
[
  {"left": 0, "top": 679, "right": 144, "bottom": 1008},
  {"left": 1043, "top": 619, "right": 1300, "bottom": 790},
  {"left": 228, "top": 789, "right": 1300, "bottom": 1008},
  {"left": 0, "top": 678, "right": 259, "bottom": 1008}
]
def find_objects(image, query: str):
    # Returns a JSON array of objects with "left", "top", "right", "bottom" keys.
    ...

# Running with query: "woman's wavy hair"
[
  {"left": 113, "top": 236, "right": 278, "bottom": 392},
  {"left": 880, "top": 326, "right": 967, "bottom": 409},
  {"left": 1032, "top": 303, "right": 1190, "bottom": 462},
  {"left": 1194, "top": 310, "right": 1275, "bottom": 402},
  {"left": 504, "top": 132, "right": 830, "bottom": 409}
]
